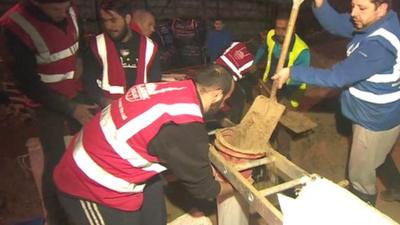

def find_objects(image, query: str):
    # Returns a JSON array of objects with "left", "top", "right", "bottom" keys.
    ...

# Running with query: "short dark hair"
[
  {"left": 194, "top": 65, "right": 233, "bottom": 96},
  {"left": 99, "top": 0, "right": 133, "bottom": 16},
  {"left": 275, "top": 9, "right": 291, "bottom": 21},
  {"left": 371, "top": 0, "right": 392, "bottom": 9}
]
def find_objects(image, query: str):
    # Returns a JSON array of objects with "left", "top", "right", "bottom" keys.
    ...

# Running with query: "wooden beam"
[
  {"left": 269, "top": 148, "right": 310, "bottom": 181},
  {"left": 209, "top": 146, "right": 284, "bottom": 225},
  {"left": 259, "top": 176, "right": 311, "bottom": 197},
  {"left": 234, "top": 157, "right": 275, "bottom": 171}
]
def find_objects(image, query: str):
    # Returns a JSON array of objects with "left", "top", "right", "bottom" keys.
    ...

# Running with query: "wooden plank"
[
  {"left": 209, "top": 146, "right": 284, "bottom": 225},
  {"left": 234, "top": 157, "right": 275, "bottom": 171},
  {"left": 279, "top": 110, "right": 318, "bottom": 134},
  {"left": 268, "top": 148, "right": 310, "bottom": 181},
  {"left": 259, "top": 176, "right": 311, "bottom": 197}
]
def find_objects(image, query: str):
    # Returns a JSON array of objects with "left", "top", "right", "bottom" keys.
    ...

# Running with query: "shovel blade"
[{"left": 217, "top": 95, "right": 285, "bottom": 155}]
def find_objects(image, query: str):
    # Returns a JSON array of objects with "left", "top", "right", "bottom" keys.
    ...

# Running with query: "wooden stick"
[
  {"left": 234, "top": 157, "right": 275, "bottom": 171},
  {"left": 259, "top": 176, "right": 311, "bottom": 197},
  {"left": 209, "top": 146, "right": 284, "bottom": 225},
  {"left": 270, "top": 0, "right": 304, "bottom": 100}
]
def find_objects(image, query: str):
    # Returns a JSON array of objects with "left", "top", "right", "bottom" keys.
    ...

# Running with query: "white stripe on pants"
[
  {"left": 349, "top": 123, "right": 400, "bottom": 195},
  {"left": 79, "top": 200, "right": 106, "bottom": 225}
]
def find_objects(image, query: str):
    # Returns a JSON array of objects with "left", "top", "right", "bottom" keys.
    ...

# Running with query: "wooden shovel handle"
[{"left": 270, "top": 0, "right": 304, "bottom": 100}]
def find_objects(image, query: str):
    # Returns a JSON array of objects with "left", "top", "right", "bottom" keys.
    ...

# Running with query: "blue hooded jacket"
[{"left": 291, "top": 1, "right": 400, "bottom": 131}]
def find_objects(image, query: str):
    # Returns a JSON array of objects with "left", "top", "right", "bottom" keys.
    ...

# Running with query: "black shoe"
[
  {"left": 349, "top": 186, "right": 377, "bottom": 206},
  {"left": 381, "top": 187, "right": 400, "bottom": 202}
]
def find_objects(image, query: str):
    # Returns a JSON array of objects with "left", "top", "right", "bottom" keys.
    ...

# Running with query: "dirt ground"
[{"left": 1, "top": 32, "right": 400, "bottom": 225}]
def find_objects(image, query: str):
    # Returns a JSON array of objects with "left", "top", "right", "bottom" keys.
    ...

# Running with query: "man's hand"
[
  {"left": 218, "top": 181, "right": 234, "bottom": 200},
  {"left": 100, "top": 97, "right": 113, "bottom": 108},
  {"left": 72, "top": 104, "right": 98, "bottom": 125},
  {"left": 314, "top": 0, "right": 324, "bottom": 8},
  {"left": 272, "top": 67, "right": 291, "bottom": 89}
]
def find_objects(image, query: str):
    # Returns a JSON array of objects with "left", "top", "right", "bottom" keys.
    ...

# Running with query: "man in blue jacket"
[
  {"left": 273, "top": 0, "right": 400, "bottom": 205},
  {"left": 206, "top": 19, "right": 234, "bottom": 63}
]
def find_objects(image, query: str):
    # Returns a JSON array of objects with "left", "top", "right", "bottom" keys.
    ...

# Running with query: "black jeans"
[
  {"left": 37, "top": 93, "right": 92, "bottom": 225},
  {"left": 58, "top": 176, "right": 167, "bottom": 225}
]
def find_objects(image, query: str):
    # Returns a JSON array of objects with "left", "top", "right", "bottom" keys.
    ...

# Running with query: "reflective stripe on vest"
[
  {"left": 73, "top": 101, "right": 203, "bottom": 193},
  {"left": 73, "top": 131, "right": 147, "bottom": 193},
  {"left": 38, "top": 71, "right": 74, "bottom": 83},
  {"left": 99, "top": 102, "right": 201, "bottom": 168},
  {"left": 263, "top": 29, "right": 308, "bottom": 84},
  {"left": 95, "top": 34, "right": 124, "bottom": 94},
  {"left": 142, "top": 37, "right": 155, "bottom": 84},
  {"left": 99, "top": 104, "right": 168, "bottom": 172},
  {"left": 9, "top": 7, "right": 79, "bottom": 83},
  {"left": 348, "top": 28, "right": 400, "bottom": 104},
  {"left": 96, "top": 34, "right": 155, "bottom": 94}
]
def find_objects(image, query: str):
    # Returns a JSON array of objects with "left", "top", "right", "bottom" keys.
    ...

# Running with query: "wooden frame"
[{"left": 209, "top": 145, "right": 311, "bottom": 225}]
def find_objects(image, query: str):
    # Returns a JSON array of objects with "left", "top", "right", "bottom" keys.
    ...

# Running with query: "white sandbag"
[
  {"left": 278, "top": 176, "right": 399, "bottom": 225},
  {"left": 217, "top": 193, "right": 249, "bottom": 225}
]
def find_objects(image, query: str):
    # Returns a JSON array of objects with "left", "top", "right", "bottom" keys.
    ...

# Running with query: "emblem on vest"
[
  {"left": 119, "top": 48, "right": 138, "bottom": 69},
  {"left": 125, "top": 83, "right": 188, "bottom": 103},
  {"left": 125, "top": 84, "right": 153, "bottom": 102},
  {"left": 347, "top": 42, "right": 360, "bottom": 56},
  {"left": 233, "top": 47, "right": 250, "bottom": 61}
]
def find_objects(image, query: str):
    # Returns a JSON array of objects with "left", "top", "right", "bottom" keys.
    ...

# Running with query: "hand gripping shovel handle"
[{"left": 270, "top": 0, "right": 304, "bottom": 100}]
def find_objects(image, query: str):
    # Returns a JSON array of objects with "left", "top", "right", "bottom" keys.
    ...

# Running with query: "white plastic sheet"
[{"left": 278, "top": 176, "right": 398, "bottom": 225}]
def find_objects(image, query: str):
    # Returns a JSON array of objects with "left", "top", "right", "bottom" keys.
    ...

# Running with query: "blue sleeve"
[
  {"left": 291, "top": 40, "right": 396, "bottom": 88},
  {"left": 227, "top": 32, "right": 234, "bottom": 43},
  {"left": 312, "top": 1, "right": 354, "bottom": 38},
  {"left": 293, "top": 49, "right": 310, "bottom": 66},
  {"left": 254, "top": 43, "right": 267, "bottom": 64},
  {"left": 222, "top": 31, "right": 234, "bottom": 52}
]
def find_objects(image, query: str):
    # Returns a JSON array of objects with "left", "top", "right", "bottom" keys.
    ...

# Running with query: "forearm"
[
  {"left": 291, "top": 41, "right": 396, "bottom": 88},
  {"left": 81, "top": 48, "right": 108, "bottom": 107},
  {"left": 14, "top": 71, "right": 77, "bottom": 115},
  {"left": 150, "top": 123, "right": 221, "bottom": 199},
  {"left": 218, "top": 181, "right": 234, "bottom": 199},
  {"left": 312, "top": 0, "right": 354, "bottom": 38}
]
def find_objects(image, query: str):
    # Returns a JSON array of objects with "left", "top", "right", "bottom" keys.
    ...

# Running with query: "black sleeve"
[
  {"left": 148, "top": 122, "right": 221, "bottom": 200},
  {"left": 148, "top": 50, "right": 161, "bottom": 82},
  {"left": 4, "top": 30, "right": 77, "bottom": 115},
  {"left": 76, "top": 16, "right": 88, "bottom": 56},
  {"left": 81, "top": 45, "right": 108, "bottom": 107}
]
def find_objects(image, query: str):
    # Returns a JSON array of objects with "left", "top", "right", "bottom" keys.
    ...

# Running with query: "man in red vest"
[
  {"left": 0, "top": 0, "right": 97, "bottom": 224},
  {"left": 54, "top": 65, "right": 235, "bottom": 225},
  {"left": 83, "top": 0, "right": 161, "bottom": 108}
]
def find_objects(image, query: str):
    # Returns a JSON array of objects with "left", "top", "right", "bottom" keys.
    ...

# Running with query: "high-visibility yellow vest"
[{"left": 263, "top": 29, "right": 308, "bottom": 90}]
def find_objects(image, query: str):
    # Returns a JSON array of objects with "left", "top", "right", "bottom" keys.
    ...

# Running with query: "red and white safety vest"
[
  {"left": 54, "top": 80, "right": 204, "bottom": 211},
  {"left": 91, "top": 29, "right": 158, "bottom": 100},
  {"left": 0, "top": 3, "right": 81, "bottom": 99},
  {"left": 215, "top": 42, "right": 254, "bottom": 81}
]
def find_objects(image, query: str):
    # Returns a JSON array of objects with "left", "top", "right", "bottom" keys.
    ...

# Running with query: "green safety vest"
[
  {"left": 263, "top": 29, "right": 308, "bottom": 90},
  {"left": 263, "top": 29, "right": 309, "bottom": 107}
]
